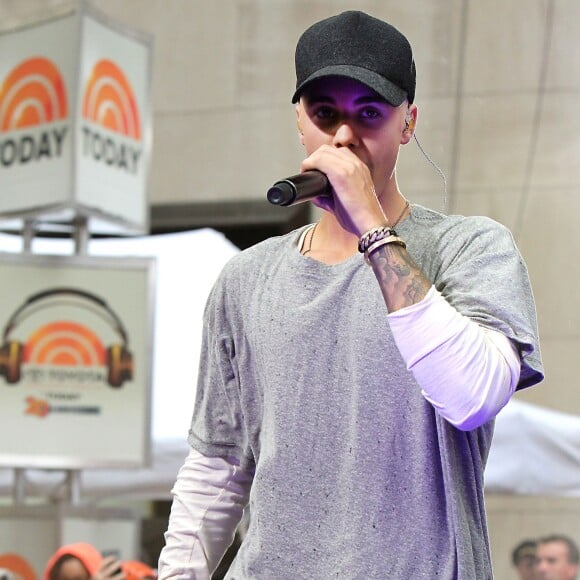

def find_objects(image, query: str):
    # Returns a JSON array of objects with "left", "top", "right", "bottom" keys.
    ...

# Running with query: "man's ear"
[{"left": 401, "top": 104, "right": 418, "bottom": 145}]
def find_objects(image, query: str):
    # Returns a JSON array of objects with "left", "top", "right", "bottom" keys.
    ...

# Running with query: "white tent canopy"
[{"left": 485, "top": 398, "right": 580, "bottom": 496}]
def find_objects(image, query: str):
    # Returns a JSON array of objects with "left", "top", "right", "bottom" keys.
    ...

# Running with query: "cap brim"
[{"left": 292, "top": 64, "right": 408, "bottom": 106}]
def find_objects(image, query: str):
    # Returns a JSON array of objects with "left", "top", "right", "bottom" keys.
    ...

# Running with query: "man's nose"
[{"left": 332, "top": 121, "right": 359, "bottom": 148}]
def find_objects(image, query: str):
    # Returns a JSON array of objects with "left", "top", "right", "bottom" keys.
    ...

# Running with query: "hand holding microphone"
[{"left": 267, "top": 170, "right": 331, "bottom": 206}]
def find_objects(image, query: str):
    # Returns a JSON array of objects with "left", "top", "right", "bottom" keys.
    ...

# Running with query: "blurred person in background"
[
  {"left": 0, "top": 568, "right": 15, "bottom": 580},
  {"left": 536, "top": 535, "right": 579, "bottom": 580},
  {"left": 121, "top": 561, "right": 156, "bottom": 580},
  {"left": 44, "top": 543, "right": 124, "bottom": 580},
  {"left": 0, "top": 554, "right": 35, "bottom": 580},
  {"left": 512, "top": 539, "right": 538, "bottom": 580}
]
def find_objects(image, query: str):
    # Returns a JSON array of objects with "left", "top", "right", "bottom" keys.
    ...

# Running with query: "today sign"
[{"left": 0, "top": 1, "right": 153, "bottom": 234}]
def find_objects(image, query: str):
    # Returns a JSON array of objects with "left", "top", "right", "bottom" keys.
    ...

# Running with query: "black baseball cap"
[{"left": 292, "top": 11, "right": 416, "bottom": 106}]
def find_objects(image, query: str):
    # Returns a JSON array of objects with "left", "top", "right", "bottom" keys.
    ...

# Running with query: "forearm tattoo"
[{"left": 369, "top": 243, "right": 431, "bottom": 312}]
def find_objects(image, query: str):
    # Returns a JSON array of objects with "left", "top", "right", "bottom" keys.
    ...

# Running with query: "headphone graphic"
[{"left": 0, "top": 287, "right": 133, "bottom": 387}]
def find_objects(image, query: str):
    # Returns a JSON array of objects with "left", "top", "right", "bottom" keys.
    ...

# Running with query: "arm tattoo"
[{"left": 369, "top": 243, "right": 431, "bottom": 312}]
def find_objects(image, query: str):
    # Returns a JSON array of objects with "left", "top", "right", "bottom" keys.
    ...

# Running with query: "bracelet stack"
[
  {"left": 357, "top": 225, "right": 397, "bottom": 253},
  {"left": 358, "top": 225, "right": 406, "bottom": 261}
]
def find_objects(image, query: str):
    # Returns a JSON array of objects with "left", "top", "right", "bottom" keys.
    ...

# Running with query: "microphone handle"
[{"left": 267, "top": 170, "right": 331, "bottom": 206}]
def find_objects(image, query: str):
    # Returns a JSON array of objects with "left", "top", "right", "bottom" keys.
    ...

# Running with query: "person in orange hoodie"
[
  {"left": 43, "top": 543, "right": 124, "bottom": 580},
  {"left": 0, "top": 553, "right": 36, "bottom": 580},
  {"left": 120, "top": 561, "right": 156, "bottom": 580}
]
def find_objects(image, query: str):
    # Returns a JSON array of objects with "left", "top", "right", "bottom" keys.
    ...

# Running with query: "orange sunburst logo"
[
  {"left": 23, "top": 320, "right": 106, "bottom": 366},
  {"left": 82, "top": 59, "right": 141, "bottom": 140},
  {"left": 0, "top": 56, "right": 68, "bottom": 131}
]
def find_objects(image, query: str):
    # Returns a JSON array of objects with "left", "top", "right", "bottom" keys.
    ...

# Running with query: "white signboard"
[
  {"left": 0, "top": 1, "right": 153, "bottom": 234},
  {"left": 0, "top": 253, "right": 155, "bottom": 468}
]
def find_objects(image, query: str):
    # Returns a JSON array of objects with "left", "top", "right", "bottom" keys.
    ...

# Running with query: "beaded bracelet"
[
  {"left": 364, "top": 235, "right": 407, "bottom": 263},
  {"left": 358, "top": 225, "right": 398, "bottom": 253}
]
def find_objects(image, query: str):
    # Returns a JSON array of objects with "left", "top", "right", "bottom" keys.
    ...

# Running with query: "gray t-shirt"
[{"left": 189, "top": 204, "right": 543, "bottom": 579}]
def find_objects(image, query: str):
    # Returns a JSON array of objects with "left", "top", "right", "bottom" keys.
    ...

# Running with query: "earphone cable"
[{"left": 413, "top": 132, "right": 448, "bottom": 214}]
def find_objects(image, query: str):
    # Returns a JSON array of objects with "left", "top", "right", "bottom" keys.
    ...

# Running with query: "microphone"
[{"left": 267, "top": 170, "right": 331, "bottom": 206}]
